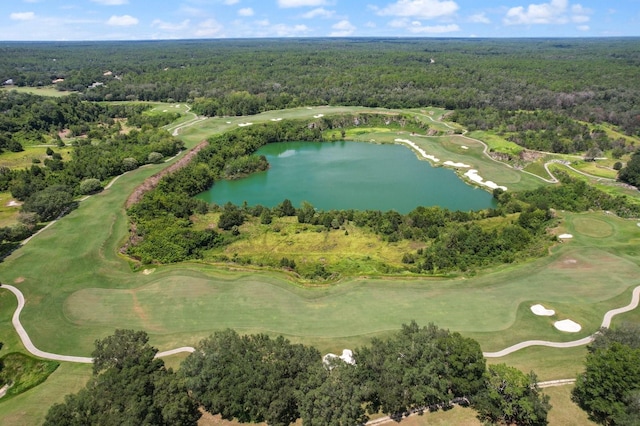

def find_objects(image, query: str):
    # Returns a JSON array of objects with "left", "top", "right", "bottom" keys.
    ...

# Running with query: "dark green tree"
[
  {"left": 572, "top": 325, "right": 640, "bottom": 425},
  {"left": 356, "top": 321, "right": 486, "bottom": 417},
  {"left": 181, "top": 329, "right": 320, "bottom": 426},
  {"left": 618, "top": 150, "right": 640, "bottom": 188},
  {"left": 299, "top": 359, "right": 368, "bottom": 426},
  {"left": 474, "top": 363, "right": 551, "bottom": 426},
  {"left": 21, "top": 185, "right": 76, "bottom": 221},
  {"left": 217, "top": 202, "right": 244, "bottom": 230},
  {"left": 43, "top": 330, "right": 200, "bottom": 426}
]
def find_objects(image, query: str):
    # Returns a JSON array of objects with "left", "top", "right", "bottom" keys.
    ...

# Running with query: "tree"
[
  {"left": 572, "top": 325, "right": 640, "bottom": 425},
  {"left": 474, "top": 364, "right": 551, "bottom": 426},
  {"left": 356, "top": 321, "right": 486, "bottom": 417},
  {"left": 181, "top": 329, "right": 320, "bottom": 425},
  {"left": 297, "top": 201, "right": 316, "bottom": 224},
  {"left": 21, "top": 185, "right": 76, "bottom": 221},
  {"left": 275, "top": 198, "right": 296, "bottom": 217},
  {"left": 299, "top": 360, "right": 369, "bottom": 426},
  {"left": 217, "top": 202, "right": 244, "bottom": 230},
  {"left": 618, "top": 150, "right": 640, "bottom": 188},
  {"left": 78, "top": 178, "right": 102, "bottom": 195},
  {"left": 44, "top": 330, "right": 200, "bottom": 426}
]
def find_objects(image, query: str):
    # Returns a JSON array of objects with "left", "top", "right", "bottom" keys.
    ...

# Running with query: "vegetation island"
[{"left": 0, "top": 38, "right": 639, "bottom": 425}]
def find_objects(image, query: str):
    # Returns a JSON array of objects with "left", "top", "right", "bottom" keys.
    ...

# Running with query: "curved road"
[{"left": 2, "top": 282, "right": 640, "bottom": 363}]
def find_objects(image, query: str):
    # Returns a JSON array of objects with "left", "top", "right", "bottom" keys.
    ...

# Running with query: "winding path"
[{"left": 1, "top": 282, "right": 639, "bottom": 363}]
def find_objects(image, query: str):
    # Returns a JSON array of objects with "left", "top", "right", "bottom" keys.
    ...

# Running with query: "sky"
[{"left": 1, "top": 0, "right": 639, "bottom": 41}]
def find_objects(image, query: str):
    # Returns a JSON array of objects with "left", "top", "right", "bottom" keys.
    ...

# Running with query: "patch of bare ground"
[
  {"left": 125, "top": 140, "right": 209, "bottom": 208},
  {"left": 14, "top": 277, "right": 25, "bottom": 283}
]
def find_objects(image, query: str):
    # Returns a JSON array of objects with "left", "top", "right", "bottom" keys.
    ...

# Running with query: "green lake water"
[{"left": 197, "top": 141, "right": 497, "bottom": 213}]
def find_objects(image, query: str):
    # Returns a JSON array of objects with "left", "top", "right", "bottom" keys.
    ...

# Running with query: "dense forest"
[{"left": 1, "top": 38, "right": 639, "bottom": 136}]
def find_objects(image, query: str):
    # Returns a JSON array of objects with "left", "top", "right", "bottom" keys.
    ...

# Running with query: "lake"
[{"left": 196, "top": 141, "right": 497, "bottom": 213}]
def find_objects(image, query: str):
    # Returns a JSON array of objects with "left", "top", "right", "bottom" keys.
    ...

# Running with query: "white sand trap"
[
  {"left": 461, "top": 145, "right": 469, "bottom": 150},
  {"left": 531, "top": 304, "right": 555, "bottom": 316},
  {"left": 323, "top": 349, "right": 356, "bottom": 366},
  {"left": 443, "top": 160, "right": 471, "bottom": 168},
  {"left": 226, "top": 121, "right": 232, "bottom": 124},
  {"left": 163, "top": 109, "right": 168, "bottom": 112},
  {"left": 558, "top": 234, "right": 573, "bottom": 239},
  {"left": 464, "top": 169, "right": 507, "bottom": 191},
  {"left": 143, "top": 268, "right": 155, "bottom": 275},
  {"left": 395, "top": 139, "right": 440, "bottom": 162},
  {"left": 6, "top": 200, "right": 20, "bottom": 207},
  {"left": 238, "top": 122, "right": 253, "bottom": 127},
  {"left": 555, "top": 319, "right": 581, "bottom": 332},
  {"left": 270, "top": 118, "right": 283, "bottom": 121},
  {"left": 313, "top": 114, "right": 324, "bottom": 118}
]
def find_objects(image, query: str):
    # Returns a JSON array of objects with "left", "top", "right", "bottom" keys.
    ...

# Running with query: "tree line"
[
  {"left": 2, "top": 38, "right": 639, "bottom": 135},
  {"left": 44, "top": 324, "right": 551, "bottom": 426}
]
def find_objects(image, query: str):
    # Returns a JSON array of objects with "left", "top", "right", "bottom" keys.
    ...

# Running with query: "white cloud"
[
  {"left": 238, "top": 7, "right": 254, "bottom": 17},
  {"left": 10, "top": 12, "right": 35, "bottom": 20},
  {"left": 330, "top": 20, "right": 356, "bottom": 36},
  {"left": 503, "top": 0, "right": 597, "bottom": 25},
  {"left": 278, "top": 0, "right": 328, "bottom": 8},
  {"left": 377, "top": 0, "right": 459, "bottom": 20},
  {"left": 195, "top": 18, "right": 224, "bottom": 37},
  {"left": 106, "top": 15, "right": 138, "bottom": 26},
  {"left": 91, "top": 0, "right": 129, "bottom": 5},
  {"left": 468, "top": 12, "right": 490, "bottom": 24},
  {"left": 224, "top": 0, "right": 240, "bottom": 4},
  {"left": 151, "top": 19, "right": 191, "bottom": 31},
  {"left": 407, "top": 22, "right": 460, "bottom": 33},
  {"left": 270, "top": 23, "right": 310, "bottom": 36},
  {"left": 302, "top": 8, "right": 335, "bottom": 19}
]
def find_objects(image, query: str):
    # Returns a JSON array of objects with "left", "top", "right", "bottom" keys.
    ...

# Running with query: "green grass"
[
  {"left": 1, "top": 106, "right": 639, "bottom": 425},
  {"left": 0, "top": 353, "right": 59, "bottom": 400},
  {"left": 467, "top": 130, "right": 524, "bottom": 156},
  {"left": 0, "top": 86, "right": 73, "bottom": 97},
  {"left": 0, "top": 146, "right": 72, "bottom": 170},
  {"left": 0, "top": 363, "right": 91, "bottom": 426}
]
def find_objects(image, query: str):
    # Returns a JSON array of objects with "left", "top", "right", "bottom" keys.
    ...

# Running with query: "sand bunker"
[
  {"left": 270, "top": 118, "right": 283, "bottom": 121},
  {"left": 554, "top": 319, "right": 581, "bottom": 332},
  {"left": 238, "top": 122, "right": 253, "bottom": 127},
  {"left": 313, "top": 114, "right": 324, "bottom": 118},
  {"left": 323, "top": 349, "right": 356, "bottom": 366},
  {"left": 143, "top": 269, "right": 155, "bottom": 275},
  {"left": 464, "top": 169, "right": 508, "bottom": 191},
  {"left": 531, "top": 304, "right": 555, "bottom": 316},
  {"left": 443, "top": 160, "right": 471, "bottom": 168},
  {"left": 558, "top": 234, "right": 573, "bottom": 239},
  {"left": 461, "top": 146, "right": 469, "bottom": 150},
  {"left": 395, "top": 139, "right": 440, "bottom": 162},
  {"left": 6, "top": 200, "right": 20, "bottom": 207}
]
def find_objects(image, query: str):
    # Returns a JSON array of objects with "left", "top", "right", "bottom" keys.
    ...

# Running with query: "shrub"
[{"left": 79, "top": 178, "right": 102, "bottom": 195}]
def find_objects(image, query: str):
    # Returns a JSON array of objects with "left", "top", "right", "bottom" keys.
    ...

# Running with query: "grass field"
[
  {"left": 0, "top": 86, "right": 73, "bottom": 97},
  {"left": 1, "top": 104, "right": 639, "bottom": 425}
]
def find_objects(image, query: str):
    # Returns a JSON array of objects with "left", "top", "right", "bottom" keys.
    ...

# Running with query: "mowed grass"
[
  {"left": 1, "top": 86, "right": 73, "bottom": 97},
  {"left": 1, "top": 107, "right": 639, "bottom": 425}
]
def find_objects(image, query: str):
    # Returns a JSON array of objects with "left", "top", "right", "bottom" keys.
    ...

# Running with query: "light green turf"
[
  {"left": 0, "top": 86, "right": 73, "bottom": 97},
  {"left": 1, "top": 106, "right": 639, "bottom": 425}
]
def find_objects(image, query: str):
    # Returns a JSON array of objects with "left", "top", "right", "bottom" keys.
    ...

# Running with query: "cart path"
[{"left": 2, "top": 283, "right": 639, "bottom": 363}]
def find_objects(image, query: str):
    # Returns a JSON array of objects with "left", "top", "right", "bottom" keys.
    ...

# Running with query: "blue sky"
[{"left": 2, "top": 0, "right": 639, "bottom": 40}]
